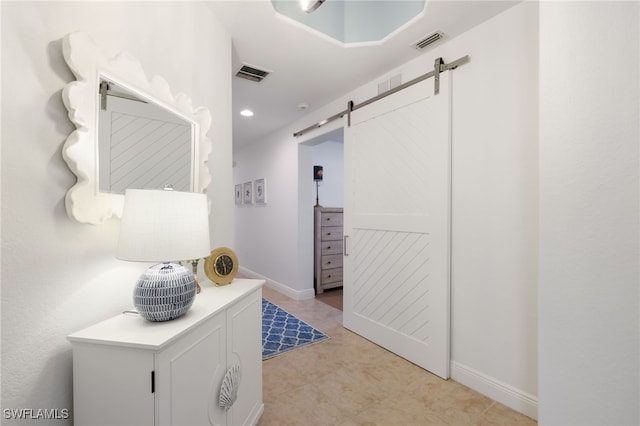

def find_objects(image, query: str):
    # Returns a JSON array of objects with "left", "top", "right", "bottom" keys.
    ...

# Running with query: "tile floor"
[
  {"left": 258, "top": 286, "right": 537, "bottom": 426},
  {"left": 315, "top": 287, "right": 344, "bottom": 311}
]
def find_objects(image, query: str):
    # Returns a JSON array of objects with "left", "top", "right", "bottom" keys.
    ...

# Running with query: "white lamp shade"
[{"left": 117, "top": 189, "right": 210, "bottom": 263}]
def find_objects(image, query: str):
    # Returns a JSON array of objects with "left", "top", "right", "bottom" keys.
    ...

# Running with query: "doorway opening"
[{"left": 299, "top": 127, "right": 344, "bottom": 310}]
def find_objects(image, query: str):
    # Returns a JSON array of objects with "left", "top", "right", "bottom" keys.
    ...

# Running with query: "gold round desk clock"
[{"left": 205, "top": 247, "right": 239, "bottom": 286}]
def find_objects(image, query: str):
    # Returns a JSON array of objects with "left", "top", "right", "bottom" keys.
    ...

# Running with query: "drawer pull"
[{"left": 327, "top": 246, "right": 331, "bottom": 249}]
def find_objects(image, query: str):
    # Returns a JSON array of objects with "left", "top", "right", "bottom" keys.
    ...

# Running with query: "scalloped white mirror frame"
[{"left": 61, "top": 32, "right": 212, "bottom": 225}]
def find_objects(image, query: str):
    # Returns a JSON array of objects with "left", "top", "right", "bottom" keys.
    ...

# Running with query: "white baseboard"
[
  {"left": 238, "top": 267, "right": 315, "bottom": 300},
  {"left": 450, "top": 361, "right": 538, "bottom": 420}
]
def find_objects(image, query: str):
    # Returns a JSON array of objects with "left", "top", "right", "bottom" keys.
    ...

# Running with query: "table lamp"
[{"left": 116, "top": 188, "right": 210, "bottom": 322}]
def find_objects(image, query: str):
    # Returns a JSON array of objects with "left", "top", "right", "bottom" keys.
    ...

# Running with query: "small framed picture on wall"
[
  {"left": 254, "top": 178, "right": 267, "bottom": 204},
  {"left": 243, "top": 181, "right": 253, "bottom": 204},
  {"left": 235, "top": 184, "right": 242, "bottom": 205}
]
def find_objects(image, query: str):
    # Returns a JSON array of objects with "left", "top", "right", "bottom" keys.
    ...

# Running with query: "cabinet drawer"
[
  {"left": 321, "top": 254, "right": 343, "bottom": 269},
  {"left": 320, "top": 226, "right": 342, "bottom": 241},
  {"left": 321, "top": 268, "right": 343, "bottom": 284},
  {"left": 320, "top": 213, "right": 343, "bottom": 227},
  {"left": 320, "top": 241, "right": 342, "bottom": 255}
]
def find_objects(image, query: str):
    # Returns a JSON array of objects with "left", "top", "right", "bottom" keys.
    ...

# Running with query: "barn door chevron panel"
[{"left": 351, "top": 229, "right": 431, "bottom": 341}]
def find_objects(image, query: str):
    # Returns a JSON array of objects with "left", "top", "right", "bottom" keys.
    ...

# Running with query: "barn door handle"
[{"left": 343, "top": 235, "right": 349, "bottom": 256}]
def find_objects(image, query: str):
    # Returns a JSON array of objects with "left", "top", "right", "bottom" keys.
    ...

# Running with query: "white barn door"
[{"left": 343, "top": 73, "right": 452, "bottom": 379}]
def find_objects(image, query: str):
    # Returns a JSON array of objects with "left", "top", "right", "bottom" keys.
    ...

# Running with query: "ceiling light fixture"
[
  {"left": 240, "top": 109, "right": 254, "bottom": 117},
  {"left": 300, "top": 0, "right": 325, "bottom": 13}
]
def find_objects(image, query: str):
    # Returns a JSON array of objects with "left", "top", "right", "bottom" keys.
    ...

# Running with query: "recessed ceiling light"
[{"left": 240, "top": 109, "right": 254, "bottom": 117}]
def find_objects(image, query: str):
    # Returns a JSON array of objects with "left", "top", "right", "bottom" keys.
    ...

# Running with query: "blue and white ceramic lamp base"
[{"left": 133, "top": 263, "right": 196, "bottom": 322}]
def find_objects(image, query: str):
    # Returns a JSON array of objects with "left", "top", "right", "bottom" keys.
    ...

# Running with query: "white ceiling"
[{"left": 205, "top": 0, "right": 520, "bottom": 150}]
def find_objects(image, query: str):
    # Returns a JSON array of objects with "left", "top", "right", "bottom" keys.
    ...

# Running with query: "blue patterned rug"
[{"left": 262, "top": 299, "right": 329, "bottom": 360}]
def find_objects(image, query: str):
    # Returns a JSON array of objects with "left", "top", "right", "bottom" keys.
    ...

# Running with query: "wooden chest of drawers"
[{"left": 314, "top": 206, "right": 344, "bottom": 294}]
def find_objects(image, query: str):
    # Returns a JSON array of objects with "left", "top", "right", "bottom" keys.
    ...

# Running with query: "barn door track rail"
[{"left": 293, "top": 55, "right": 469, "bottom": 138}]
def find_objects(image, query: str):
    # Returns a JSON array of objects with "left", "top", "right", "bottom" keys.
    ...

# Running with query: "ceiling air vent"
[
  {"left": 413, "top": 31, "right": 444, "bottom": 50},
  {"left": 235, "top": 65, "right": 270, "bottom": 83}
]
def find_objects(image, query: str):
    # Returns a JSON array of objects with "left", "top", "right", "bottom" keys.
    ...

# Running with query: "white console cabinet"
[{"left": 68, "top": 279, "right": 264, "bottom": 426}]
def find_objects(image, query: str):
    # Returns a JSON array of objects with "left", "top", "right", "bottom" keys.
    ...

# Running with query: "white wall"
[
  {"left": 1, "top": 2, "right": 232, "bottom": 423},
  {"left": 538, "top": 2, "right": 640, "bottom": 424},
  {"left": 233, "top": 125, "right": 306, "bottom": 295},
  {"left": 446, "top": 2, "right": 539, "bottom": 416},
  {"left": 234, "top": 1, "right": 538, "bottom": 417},
  {"left": 312, "top": 140, "right": 344, "bottom": 208}
]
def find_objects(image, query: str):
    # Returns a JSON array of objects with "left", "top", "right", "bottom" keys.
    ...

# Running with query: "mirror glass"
[
  {"left": 62, "top": 32, "right": 212, "bottom": 224},
  {"left": 98, "top": 78, "right": 194, "bottom": 194}
]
